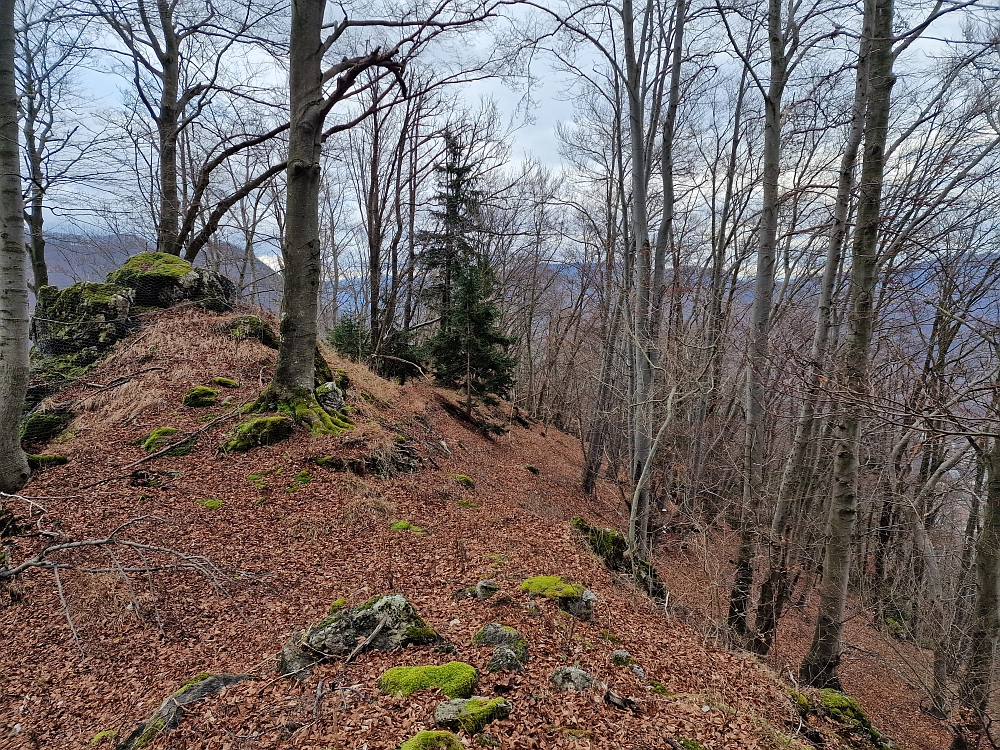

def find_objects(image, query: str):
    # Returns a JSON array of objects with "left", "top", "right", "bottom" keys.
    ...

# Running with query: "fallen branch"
[{"left": 345, "top": 616, "right": 388, "bottom": 666}]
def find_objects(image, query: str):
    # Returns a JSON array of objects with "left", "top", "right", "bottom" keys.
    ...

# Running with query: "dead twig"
[{"left": 344, "top": 617, "right": 387, "bottom": 666}]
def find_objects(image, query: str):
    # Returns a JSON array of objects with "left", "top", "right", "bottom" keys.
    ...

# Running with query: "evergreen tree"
[{"left": 421, "top": 133, "right": 513, "bottom": 413}]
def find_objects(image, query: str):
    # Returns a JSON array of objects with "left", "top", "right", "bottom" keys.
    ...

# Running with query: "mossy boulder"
[
  {"left": 818, "top": 689, "right": 898, "bottom": 750},
  {"left": 19, "top": 408, "right": 73, "bottom": 447},
  {"left": 571, "top": 516, "right": 666, "bottom": 601},
  {"left": 116, "top": 673, "right": 247, "bottom": 750},
  {"left": 486, "top": 647, "right": 524, "bottom": 674},
  {"left": 472, "top": 623, "right": 528, "bottom": 663},
  {"left": 434, "top": 697, "right": 511, "bottom": 733},
  {"left": 316, "top": 380, "right": 345, "bottom": 413},
  {"left": 30, "top": 282, "right": 134, "bottom": 366},
  {"left": 140, "top": 427, "right": 195, "bottom": 456},
  {"left": 550, "top": 666, "right": 593, "bottom": 692},
  {"left": 27, "top": 454, "right": 69, "bottom": 470},
  {"left": 299, "top": 594, "right": 444, "bottom": 662},
  {"left": 521, "top": 575, "right": 596, "bottom": 620},
  {"left": 107, "top": 252, "right": 235, "bottom": 310},
  {"left": 610, "top": 649, "right": 633, "bottom": 666},
  {"left": 223, "top": 315, "right": 279, "bottom": 348},
  {"left": 379, "top": 661, "right": 478, "bottom": 699},
  {"left": 221, "top": 416, "right": 293, "bottom": 452},
  {"left": 212, "top": 376, "right": 239, "bottom": 388},
  {"left": 183, "top": 386, "right": 218, "bottom": 408},
  {"left": 399, "top": 731, "right": 463, "bottom": 750}
]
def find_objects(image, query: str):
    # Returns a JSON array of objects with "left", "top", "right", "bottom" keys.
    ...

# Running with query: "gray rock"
[
  {"left": 316, "top": 381, "right": 345, "bottom": 414},
  {"left": 631, "top": 664, "right": 646, "bottom": 680},
  {"left": 525, "top": 601, "right": 541, "bottom": 617},
  {"left": 610, "top": 649, "right": 633, "bottom": 666},
  {"left": 276, "top": 639, "right": 315, "bottom": 678},
  {"left": 303, "top": 594, "right": 442, "bottom": 658},
  {"left": 472, "top": 623, "right": 528, "bottom": 662},
  {"left": 31, "top": 282, "right": 134, "bottom": 362},
  {"left": 117, "top": 674, "right": 248, "bottom": 750},
  {"left": 475, "top": 580, "right": 500, "bottom": 599},
  {"left": 106, "top": 253, "right": 235, "bottom": 310},
  {"left": 434, "top": 697, "right": 512, "bottom": 733},
  {"left": 486, "top": 647, "right": 524, "bottom": 673},
  {"left": 564, "top": 588, "right": 597, "bottom": 622},
  {"left": 550, "top": 666, "right": 594, "bottom": 692}
]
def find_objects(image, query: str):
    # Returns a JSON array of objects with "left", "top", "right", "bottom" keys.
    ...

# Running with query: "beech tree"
[{"left": 0, "top": 0, "right": 29, "bottom": 493}]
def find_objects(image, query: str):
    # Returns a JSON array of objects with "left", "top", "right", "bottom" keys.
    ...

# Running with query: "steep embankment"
[{"left": 3, "top": 305, "right": 882, "bottom": 749}]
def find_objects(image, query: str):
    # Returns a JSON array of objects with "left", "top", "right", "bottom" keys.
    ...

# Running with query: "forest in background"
[{"left": 2, "top": 0, "right": 1000, "bottom": 745}]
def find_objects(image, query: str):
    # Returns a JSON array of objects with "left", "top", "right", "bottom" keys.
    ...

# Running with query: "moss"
[
  {"left": 175, "top": 673, "right": 213, "bottom": 693},
  {"left": 250, "top": 388, "right": 352, "bottom": 436},
  {"left": 221, "top": 416, "right": 294, "bottom": 452},
  {"left": 599, "top": 630, "right": 620, "bottom": 644},
  {"left": 678, "top": 740, "right": 705, "bottom": 750},
  {"left": 19, "top": 410, "right": 73, "bottom": 445},
  {"left": 458, "top": 500, "right": 479, "bottom": 509},
  {"left": 183, "top": 386, "right": 218, "bottom": 408},
  {"left": 334, "top": 368, "right": 350, "bottom": 391},
  {"left": 328, "top": 598, "right": 347, "bottom": 614},
  {"left": 450, "top": 474, "right": 475, "bottom": 489},
  {"left": 27, "top": 454, "right": 69, "bottom": 470},
  {"left": 315, "top": 348, "right": 334, "bottom": 385},
  {"left": 788, "top": 688, "right": 810, "bottom": 716},
  {"left": 399, "top": 731, "right": 463, "bottom": 750},
  {"left": 30, "top": 349, "right": 101, "bottom": 381},
  {"left": 134, "top": 715, "right": 167, "bottom": 749},
  {"left": 212, "top": 376, "right": 240, "bottom": 388},
  {"left": 196, "top": 498, "right": 223, "bottom": 511},
  {"left": 288, "top": 470, "right": 312, "bottom": 492},
  {"left": 108, "top": 252, "right": 192, "bottom": 286},
  {"left": 141, "top": 427, "right": 195, "bottom": 456},
  {"left": 818, "top": 689, "right": 898, "bottom": 750},
  {"left": 451, "top": 697, "right": 511, "bottom": 733},
  {"left": 378, "top": 661, "right": 478, "bottom": 699},
  {"left": 391, "top": 519, "right": 424, "bottom": 533},
  {"left": 648, "top": 680, "right": 673, "bottom": 696},
  {"left": 248, "top": 470, "right": 271, "bottom": 488},
  {"left": 520, "top": 575, "right": 585, "bottom": 601},
  {"left": 476, "top": 733, "right": 500, "bottom": 748},
  {"left": 224, "top": 315, "right": 279, "bottom": 348},
  {"left": 89, "top": 729, "right": 117, "bottom": 745},
  {"left": 523, "top": 464, "right": 539, "bottom": 475},
  {"left": 404, "top": 625, "right": 440, "bottom": 643}
]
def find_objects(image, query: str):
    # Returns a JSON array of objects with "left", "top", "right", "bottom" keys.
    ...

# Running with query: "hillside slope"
[{"left": 3, "top": 305, "right": 882, "bottom": 749}]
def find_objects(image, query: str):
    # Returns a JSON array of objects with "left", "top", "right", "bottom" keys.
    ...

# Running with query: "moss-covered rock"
[
  {"left": 550, "top": 666, "right": 593, "bottom": 692},
  {"left": 486, "top": 647, "right": 524, "bottom": 674},
  {"left": 221, "top": 416, "right": 293, "bottom": 452},
  {"left": 27, "top": 454, "right": 69, "bottom": 470},
  {"left": 301, "top": 594, "right": 444, "bottom": 659},
  {"left": 522, "top": 575, "right": 598, "bottom": 620},
  {"left": 30, "top": 282, "right": 134, "bottom": 367},
  {"left": 140, "top": 426, "right": 195, "bottom": 456},
  {"left": 571, "top": 516, "right": 666, "bottom": 600},
  {"left": 117, "top": 674, "right": 247, "bottom": 750},
  {"left": 472, "top": 623, "right": 528, "bottom": 663},
  {"left": 19, "top": 408, "right": 73, "bottom": 446},
  {"left": 450, "top": 474, "right": 475, "bottom": 489},
  {"left": 818, "top": 689, "right": 898, "bottom": 750},
  {"left": 610, "top": 649, "right": 633, "bottom": 666},
  {"left": 107, "top": 253, "right": 235, "bottom": 310},
  {"left": 379, "top": 662, "right": 478, "bottom": 699},
  {"left": 434, "top": 697, "right": 511, "bottom": 733},
  {"left": 223, "top": 315, "right": 279, "bottom": 348},
  {"left": 183, "top": 386, "right": 218, "bottom": 408},
  {"left": 212, "top": 376, "right": 239, "bottom": 388},
  {"left": 399, "top": 731, "right": 463, "bottom": 750}
]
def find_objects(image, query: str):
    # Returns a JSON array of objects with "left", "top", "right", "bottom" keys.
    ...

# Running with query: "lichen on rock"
[
  {"left": 379, "top": 661, "right": 478, "bottom": 699},
  {"left": 550, "top": 666, "right": 594, "bottom": 692},
  {"left": 472, "top": 623, "right": 528, "bottom": 663}
]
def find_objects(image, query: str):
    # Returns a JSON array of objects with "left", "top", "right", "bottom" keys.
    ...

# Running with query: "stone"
[
  {"left": 550, "top": 666, "right": 593, "bottom": 692},
  {"left": 221, "top": 416, "right": 293, "bottom": 452},
  {"left": 520, "top": 575, "right": 595, "bottom": 621},
  {"left": 117, "top": 674, "right": 248, "bottom": 750},
  {"left": 610, "top": 650, "right": 633, "bottom": 666},
  {"left": 486, "top": 647, "right": 524, "bottom": 674},
  {"left": 631, "top": 664, "right": 646, "bottom": 680},
  {"left": 303, "top": 594, "right": 443, "bottom": 658},
  {"left": 564, "top": 589, "right": 596, "bottom": 622},
  {"left": 31, "top": 282, "right": 134, "bottom": 365},
  {"left": 222, "top": 315, "right": 279, "bottom": 348},
  {"left": 399, "top": 731, "right": 463, "bottom": 750},
  {"left": 316, "top": 381, "right": 345, "bottom": 414},
  {"left": 107, "top": 252, "right": 235, "bottom": 310},
  {"left": 474, "top": 580, "right": 500, "bottom": 599},
  {"left": 433, "top": 697, "right": 511, "bottom": 733},
  {"left": 604, "top": 688, "right": 640, "bottom": 713},
  {"left": 276, "top": 640, "right": 315, "bottom": 678},
  {"left": 472, "top": 623, "right": 528, "bottom": 663}
]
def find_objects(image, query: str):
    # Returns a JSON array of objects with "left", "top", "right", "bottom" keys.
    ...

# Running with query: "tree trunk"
[
  {"left": 751, "top": 14, "right": 871, "bottom": 656},
  {"left": 800, "top": 0, "right": 895, "bottom": 688},
  {"left": 0, "top": 0, "right": 29, "bottom": 493},
  {"left": 155, "top": 8, "right": 182, "bottom": 256}
]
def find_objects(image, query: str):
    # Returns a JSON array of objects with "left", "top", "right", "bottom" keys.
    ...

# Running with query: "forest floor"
[{"left": 0, "top": 305, "right": 947, "bottom": 749}]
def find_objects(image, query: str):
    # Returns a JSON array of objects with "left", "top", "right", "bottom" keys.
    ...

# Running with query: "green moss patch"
[
  {"left": 571, "top": 516, "right": 666, "bottom": 600},
  {"left": 288, "top": 470, "right": 312, "bottom": 492},
  {"left": 391, "top": 519, "right": 424, "bottom": 533},
  {"left": 521, "top": 575, "right": 584, "bottom": 600},
  {"left": 108, "top": 252, "right": 191, "bottom": 285},
  {"left": 89, "top": 729, "right": 118, "bottom": 745},
  {"left": 196, "top": 499, "right": 223, "bottom": 511},
  {"left": 221, "top": 416, "right": 293, "bottom": 452},
  {"left": 223, "top": 315, "right": 279, "bottom": 348},
  {"left": 183, "top": 386, "right": 218, "bottom": 408},
  {"left": 28, "top": 454, "right": 69, "bottom": 470},
  {"left": 141, "top": 427, "right": 195, "bottom": 456},
  {"left": 458, "top": 499, "right": 479, "bottom": 509},
  {"left": 399, "top": 731, "right": 463, "bottom": 750},
  {"left": 818, "top": 689, "right": 898, "bottom": 749},
  {"left": 434, "top": 697, "right": 511, "bottom": 734},
  {"left": 19, "top": 409, "right": 73, "bottom": 446},
  {"left": 212, "top": 376, "right": 239, "bottom": 388},
  {"left": 378, "top": 662, "right": 478, "bottom": 699},
  {"left": 450, "top": 474, "right": 475, "bottom": 489},
  {"left": 328, "top": 598, "right": 347, "bottom": 614}
]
